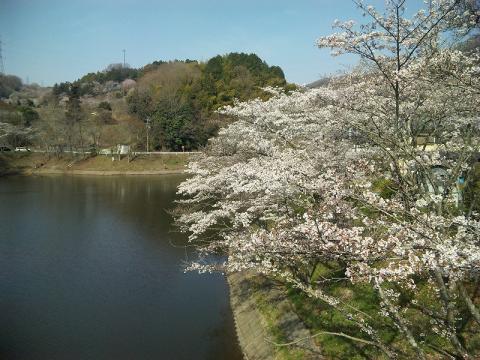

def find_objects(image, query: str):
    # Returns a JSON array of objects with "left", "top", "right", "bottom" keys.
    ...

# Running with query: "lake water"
[{"left": 0, "top": 175, "right": 242, "bottom": 360}]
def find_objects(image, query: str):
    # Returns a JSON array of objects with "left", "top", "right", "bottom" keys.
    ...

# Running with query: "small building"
[{"left": 117, "top": 144, "right": 130, "bottom": 155}]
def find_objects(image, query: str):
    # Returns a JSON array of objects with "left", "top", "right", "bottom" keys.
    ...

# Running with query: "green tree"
[
  {"left": 19, "top": 106, "right": 39, "bottom": 127},
  {"left": 98, "top": 101, "right": 112, "bottom": 111},
  {"left": 126, "top": 54, "right": 290, "bottom": 150},
  {"left": 65, "top": 84, "right": 84, "bottom": 151}
]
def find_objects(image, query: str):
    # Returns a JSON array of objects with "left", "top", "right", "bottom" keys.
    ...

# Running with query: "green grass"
[
  {"left": 285, "top": 262, "right": 480, "bottom": 359},
  {"left": 290, "top": 263, "right": 399, "bottom": 359},
  {"left": 248, "top": 276, "right": 315, "bottom": 360}
]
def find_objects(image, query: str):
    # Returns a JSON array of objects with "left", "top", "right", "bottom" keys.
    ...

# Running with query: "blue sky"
[{"left": 1, "top": 0, "right": 401, "bottom": 86}]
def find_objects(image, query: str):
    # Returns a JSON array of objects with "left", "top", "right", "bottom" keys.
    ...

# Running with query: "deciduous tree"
[{"left": 177, "top": 1, "right": 480, "bottom": 358}]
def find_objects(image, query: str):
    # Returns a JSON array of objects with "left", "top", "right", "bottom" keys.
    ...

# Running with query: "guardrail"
[
  {"left": 25, "top": 149, "right": 202, "bottom": 155},
  {"left": 132, "top": 151, "right": 201, "bottom": 155}
]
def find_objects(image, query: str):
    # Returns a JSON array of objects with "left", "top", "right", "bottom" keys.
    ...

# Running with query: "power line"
[{"left": 0, "top": 35, "right": 5, "bottom": 74}]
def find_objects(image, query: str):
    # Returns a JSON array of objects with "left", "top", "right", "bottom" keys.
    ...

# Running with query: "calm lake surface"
[{"left": 0, "top": 175, "right": 242, "bottom": 360}]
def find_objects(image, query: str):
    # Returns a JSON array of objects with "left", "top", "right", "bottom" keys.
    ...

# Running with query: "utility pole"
[
  {"left": 0, "top": 35, "right": 5, "bottom": 74},
  {"left": 122, "top": 49, "right": 126, "bottom": 68},
  {"left": 146, "top": 117, "right": 151, "bottom": 153}
]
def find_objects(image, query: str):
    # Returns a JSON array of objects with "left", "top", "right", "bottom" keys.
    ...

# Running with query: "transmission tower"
[{"left": 0, "top": 35, "right": 5, "bottom": 74}]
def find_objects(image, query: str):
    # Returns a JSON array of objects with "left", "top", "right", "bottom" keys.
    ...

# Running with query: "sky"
[{"left": 0, "top": 0, "right": 402, "bottom": 86}]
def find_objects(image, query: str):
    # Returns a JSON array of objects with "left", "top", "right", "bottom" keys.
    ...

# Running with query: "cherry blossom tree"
[
  {"left": 177, "top": 1, "right": 480, "bottom": 358},
  {"left": 0, "top": 122, "right": 34, "bottom": 150}
]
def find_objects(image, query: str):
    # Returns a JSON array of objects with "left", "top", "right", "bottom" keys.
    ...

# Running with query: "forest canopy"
[{"left": 125, "top": 53, "right": 292, "bottom": 151}]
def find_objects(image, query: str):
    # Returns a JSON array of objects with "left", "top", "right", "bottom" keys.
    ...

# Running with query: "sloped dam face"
[{"left": 0, "top": 175, "right": 242, "bottom": 360}]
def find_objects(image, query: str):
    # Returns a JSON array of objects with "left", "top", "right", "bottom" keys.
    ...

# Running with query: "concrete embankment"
[{"left": 228, "top": 271, "right": 323, "bottom": 360}]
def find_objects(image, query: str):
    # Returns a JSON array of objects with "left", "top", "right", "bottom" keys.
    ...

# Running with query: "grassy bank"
[{"left": 0, "top": 152, "right": 192, "bottom": 176}]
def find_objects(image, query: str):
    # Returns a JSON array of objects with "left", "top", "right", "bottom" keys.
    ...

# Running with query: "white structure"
[{"left": 116, "top": 144, "right": 130, "bottom": 155}]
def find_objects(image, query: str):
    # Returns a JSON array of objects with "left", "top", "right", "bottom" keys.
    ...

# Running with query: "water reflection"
[{"left": 0, "top": 175, "right": 242, "bottom": 360}]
